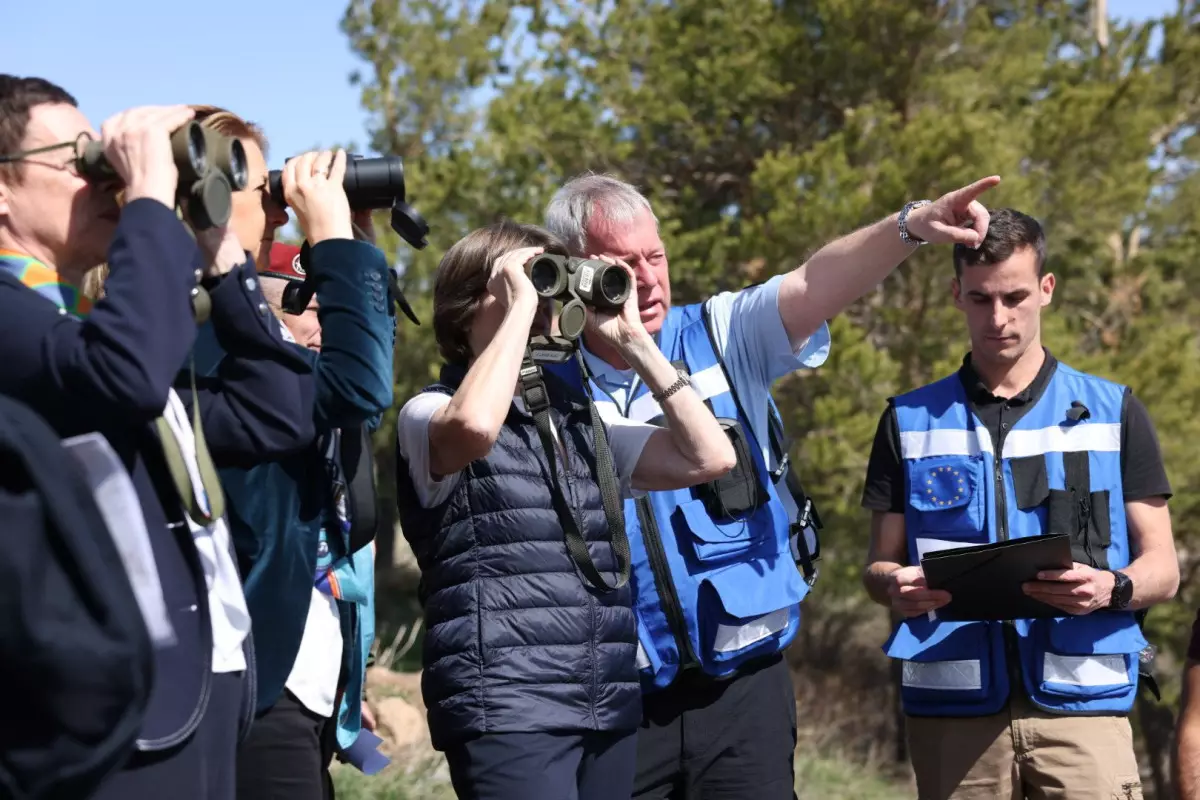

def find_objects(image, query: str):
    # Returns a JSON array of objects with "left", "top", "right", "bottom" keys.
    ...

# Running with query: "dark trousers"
[
  {"left": 91, "top": 671, "right": 244, "bottom": 800},
  {"left": 235, "top": 690, "right": 338, "bottom": 800},
  {"left": 634, "top": 653, "right": 798, "bottom": 799},
  {"left": 445, "top": 730, "right": 638, "bottom": 800}
]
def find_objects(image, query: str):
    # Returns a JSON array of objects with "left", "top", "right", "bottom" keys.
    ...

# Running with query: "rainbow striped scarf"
[{"left": 0, "top": 249, "right": 94, "bottom": 318}]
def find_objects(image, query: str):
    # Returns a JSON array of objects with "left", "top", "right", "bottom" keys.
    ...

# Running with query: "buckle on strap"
[
  {"left": 790, "top": 497, "right": 821, "bottom": 587},
  {"left": 770, "top": 451, "right": 789, "bottom": 484},
  {"left": 518, "top": 362, "right": 551, "bottom": 416}
]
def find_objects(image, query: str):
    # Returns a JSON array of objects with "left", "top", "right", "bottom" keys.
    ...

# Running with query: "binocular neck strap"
[
  {"left": 518, "top": 348, "right": 630, "bottom": 593},
  {"left": 154, "top": 356, "right": 227, "bottom": 526}
]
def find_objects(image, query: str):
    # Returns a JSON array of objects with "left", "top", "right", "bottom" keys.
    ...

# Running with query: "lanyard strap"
[
  {"left": 517, "top": 349, "right": 630, "bottom": 593},
  {"left": 153, "top": 357, "right": 226, "bottom": 525}
]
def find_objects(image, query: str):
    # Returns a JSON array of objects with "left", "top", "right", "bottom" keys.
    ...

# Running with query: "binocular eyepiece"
[
  {"left": 527, "top": 254, "right": 632, "bottom": 341},
  {"left": 76, "top": 121, "right": 248, "bottom": 230},
  {"left": 266, "top": 154, "right": 429, "bottom": 250}
]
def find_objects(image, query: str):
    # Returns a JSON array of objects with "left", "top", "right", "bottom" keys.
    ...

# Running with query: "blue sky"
[{"left": 5, "top": 0, "right": 1178, "bottom": 168}]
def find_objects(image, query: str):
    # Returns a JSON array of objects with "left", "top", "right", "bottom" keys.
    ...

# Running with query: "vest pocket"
[
  {"left": 884, "top": 617, "right": 995, "bottom": 706},
  {"left": 697, "top": 559, "right": 805, "bottom": 664},
  {"left": 693, "top": 419, "right": 770, "bottom": 522},
  {"left": 1047, "top": 489, "right": 1112, "bottom": 569},
  {"left": 1034, "top": 614, "right": 1146, "bottom": 700},
  {"left": 1011, "top": 455, "right": 1049, "bottom": 509},
  {"left": 907, "top": 456, "right": 985, "bottom": 537},
  {"left": 673, "top": 497, "right": 776, "bottom": 564}
]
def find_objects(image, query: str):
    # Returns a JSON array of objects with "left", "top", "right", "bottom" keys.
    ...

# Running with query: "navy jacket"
[
  {"left": 194, "top": 238, "right": 396, "bottom": 713},
  {"left": 395, "top": 367, "right": 640, "bottom": 751},
  {"left": 0, "top": 199, "right": 315, "bottom": 749},
  {"left": 0, "top": 395, "right": 152, "bottom": 800}
]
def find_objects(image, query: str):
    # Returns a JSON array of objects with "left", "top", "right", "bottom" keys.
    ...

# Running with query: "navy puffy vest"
[{"left": 396, "top": 366, "right": 640, "bottom": 750}]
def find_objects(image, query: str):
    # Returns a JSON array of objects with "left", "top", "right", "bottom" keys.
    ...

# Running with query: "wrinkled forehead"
[
  {"left": 586, "top": 208, "right": 662, "bottom": 254},
  {"left": 22, "top": 103, "right": 97, "bottom": 150}
]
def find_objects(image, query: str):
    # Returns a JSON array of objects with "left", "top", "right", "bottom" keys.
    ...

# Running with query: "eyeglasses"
[{"left": 0, "top": 132, "right": 93, "bottom": 176}]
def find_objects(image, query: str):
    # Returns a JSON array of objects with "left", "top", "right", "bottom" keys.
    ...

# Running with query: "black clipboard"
[{"left": 920, "top": 533, "right": 1074, "bottom": 621}]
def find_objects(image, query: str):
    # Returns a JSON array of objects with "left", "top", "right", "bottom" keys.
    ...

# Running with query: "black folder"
[{"left": 920, "top": 534, "right": 1074, "bottom": 621}]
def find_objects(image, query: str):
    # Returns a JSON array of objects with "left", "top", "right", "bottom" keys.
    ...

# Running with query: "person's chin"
[{"left": 983, "top": 336, "right": 1022, "bottom": 360}]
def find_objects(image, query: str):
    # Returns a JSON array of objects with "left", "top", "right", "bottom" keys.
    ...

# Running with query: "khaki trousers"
[{"left": 905, "top": 693, "right": 1143, "bottom": 799}]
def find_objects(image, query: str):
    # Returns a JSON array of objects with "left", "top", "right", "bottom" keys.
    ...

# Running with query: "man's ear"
[
  {"left": 1040, "top": 272, "right": 1056, "bottom": 307},
  {"left": 951, "top": 276, "right": 963, "bottom": 308}
]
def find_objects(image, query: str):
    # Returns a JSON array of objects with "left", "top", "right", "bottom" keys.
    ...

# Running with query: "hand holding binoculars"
[
  {"left": 527, "top": 254, "right": 633, "bottom": 341},
  {"left": 75, "top": 121, "right": 247, "bottom": 230},
  {"left": 266, "top": 154, "right": 429, "bottom": 251}
]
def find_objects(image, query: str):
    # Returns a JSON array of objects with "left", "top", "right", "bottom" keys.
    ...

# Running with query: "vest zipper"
[
  {"left": 591, "top": 371, "right": 695, "bottom": 670},
  {"left": 635, "top": 496, "right": 695, "bottom": 668},
  {"left": 994, "top": 414, "right": 1021, "bottom": 695}
]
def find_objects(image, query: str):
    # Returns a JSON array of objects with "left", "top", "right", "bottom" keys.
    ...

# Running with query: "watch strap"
[
  {"left": 653, "top": 371, "right": 691, "bottom": 403},
  {"left": 899, "top": 200, "right": 932, "bottom": 245},
  {"left": 1108, "top": 570, "right": 1132, "bottom": 609}
]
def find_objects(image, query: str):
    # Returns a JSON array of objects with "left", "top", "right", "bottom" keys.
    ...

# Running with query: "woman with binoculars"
[
  {"left": 0, "top": 79, "right": 321, "bottom": 800},
  {"left": 395, "top": 220, "right": 737, "bottom": 799}
]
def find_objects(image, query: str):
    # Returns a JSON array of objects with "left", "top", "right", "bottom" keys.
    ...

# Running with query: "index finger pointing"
[{"left": 952, "top": 175, "right": 1002, "bottom": 204}]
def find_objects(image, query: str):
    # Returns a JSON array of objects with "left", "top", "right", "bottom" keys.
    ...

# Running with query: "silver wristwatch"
[
  {"left": 653, "top": 370, "right": 692, "bottom": 403},
  {"left": 898, "top": 199, "right": 932, "bottom": 245}
]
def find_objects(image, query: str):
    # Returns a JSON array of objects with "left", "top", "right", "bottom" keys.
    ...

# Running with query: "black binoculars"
[
  {"left": 528, "top": 254, "right": 632, "bottom": 340},
  {"left": 76, "top": 121, "right": 248, "bottom": 230},
  {"left": 266, "top": 154, "right": 429, "bottom": 250}
]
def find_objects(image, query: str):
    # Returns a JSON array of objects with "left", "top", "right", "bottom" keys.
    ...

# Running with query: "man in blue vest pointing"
[
  {"left": 862, "top": 208, "right": 1179, "bottom": 799},
  {"left": 545, "top": 172, "right": 1001, "bottom": 798}
]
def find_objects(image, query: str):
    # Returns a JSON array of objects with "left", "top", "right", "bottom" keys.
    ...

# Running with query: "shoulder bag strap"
[
  {"left": 153, "top": 356, "right": 226, "bottom": 524},
  {"left": 699, "top": 299, "right": 822, "bottom": 584}
]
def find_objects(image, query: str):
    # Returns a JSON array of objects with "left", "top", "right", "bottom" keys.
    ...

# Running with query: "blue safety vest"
[
  {"left": 884, "top": 360, "right": 1147, "bottom": 717},
  {"left": 557, "top": 300, "right": 818, "bottom": 690}
]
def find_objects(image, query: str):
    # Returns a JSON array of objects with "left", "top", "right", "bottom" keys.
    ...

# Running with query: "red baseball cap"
[{"left": 262, "top": 242, "right": 307, "bottom": 282}]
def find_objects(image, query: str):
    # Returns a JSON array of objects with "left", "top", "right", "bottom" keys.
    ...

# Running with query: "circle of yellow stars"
[{"left": 926, "top": 466, "right": 966, "bottom": 506}]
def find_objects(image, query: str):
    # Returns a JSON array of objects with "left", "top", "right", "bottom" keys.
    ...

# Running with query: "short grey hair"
[{"left": 544, "top": 173, "right": 658, "bottom": 255}]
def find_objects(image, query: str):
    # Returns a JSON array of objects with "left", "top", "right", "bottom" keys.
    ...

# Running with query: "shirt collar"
[
  {"left": 579, "top": 339, "right": 636, "bottom": 389},
  {"left": 957, "top": 347, "right": 1057, "bottom": 406}
]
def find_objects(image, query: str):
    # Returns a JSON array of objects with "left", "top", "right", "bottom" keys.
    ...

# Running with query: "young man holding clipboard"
[{"left": 861, "top": 209, "right": 1178, "bottom": 799}]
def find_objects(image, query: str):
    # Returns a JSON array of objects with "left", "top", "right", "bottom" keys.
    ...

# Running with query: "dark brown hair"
[
  {"left": 0, "top": 75, "right": 77, "bottom": 184},
  {"left": 189, "top": 104, "right": 269, "bottom": 156},
  {"left": 953, "top": 208, "right": 1046, "bottom": 278},
  {"left": 433, "top": 220, "right": 569, "bottom": 365}
]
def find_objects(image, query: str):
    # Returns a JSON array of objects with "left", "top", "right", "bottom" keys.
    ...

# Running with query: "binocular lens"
[
  {"left": 228, "top": 140, "right": 248, "bottom": 190},
  {"left": 173, "top": 122, "right": 209, "bottom": 185},
  {"left": 198, "top": 127, "right": 248, "bottom": 191},
  {"left": 595, "top": 263, "right": 631, "bottom": 307},
  {"left": 529, "top": 255, "right": 569, "bottom": 298}
]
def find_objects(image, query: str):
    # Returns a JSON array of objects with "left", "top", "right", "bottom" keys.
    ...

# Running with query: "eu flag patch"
[{"left": 923, "top": 465, "right": 969, "bottom": 507}]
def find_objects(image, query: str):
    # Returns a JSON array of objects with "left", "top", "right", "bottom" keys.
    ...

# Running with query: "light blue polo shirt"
[{"left": 580, "top": 273, "right": 831, "bottom": 478}]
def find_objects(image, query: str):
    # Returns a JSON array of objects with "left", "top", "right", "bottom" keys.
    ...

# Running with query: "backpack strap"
[{"left": 699, "top": 299, "right": 822, "bottom": 585}]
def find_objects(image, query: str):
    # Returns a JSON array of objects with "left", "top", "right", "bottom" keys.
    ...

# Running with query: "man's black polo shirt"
[{"left": 861, "top": 349, "right": 1171, "bottom": 516}]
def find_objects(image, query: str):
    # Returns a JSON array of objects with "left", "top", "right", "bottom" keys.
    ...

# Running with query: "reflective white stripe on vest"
[
  {"left": 1042, "top": 653, "right": 1129, "bottom": 687},
  {"left": 899, "top": 428, "right": 994, "bottom": 459},
  {"left": 635, "top": 641, "right": 652, "bottom": 670},
  {"left": 1002, "top": 423, "right": 1121, "bottom": 459},
  {"left": 626, "top": 363, "right": 730, "bottom": 423},
  {"left": 713, "top": 608, "right": 789, "bottom": 653},
  {"left": 901, "top": 659, "right": 982, "bottom": 691},
  {"left": 900, "top": 423, "right": 1121, "bottom": 461}
]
